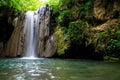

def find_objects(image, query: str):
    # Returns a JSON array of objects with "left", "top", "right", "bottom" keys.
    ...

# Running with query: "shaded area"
[
  {"left": 0, "top": 6, "right": 14, "bottom": 43},
  {"left": 54, "top": 43, "right": 103, "bottom": 60},
  {"left": 0, "top": 6, "right": 14, "bottom": 55}
]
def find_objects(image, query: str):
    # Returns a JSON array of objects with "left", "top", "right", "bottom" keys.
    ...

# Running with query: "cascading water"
[
  {"left": 5, "top": 5, "right": 56, "bottom": 58},
  {"left": 23, "top": 5, "right": 54, "bottom": 58},
  {"left": 24, "top": 11, "right": 36, "bottom": 58}
]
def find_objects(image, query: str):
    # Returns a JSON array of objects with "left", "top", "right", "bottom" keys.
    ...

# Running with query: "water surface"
[{"left": 0, "top": 58, "right": 120, "bottom": 80}]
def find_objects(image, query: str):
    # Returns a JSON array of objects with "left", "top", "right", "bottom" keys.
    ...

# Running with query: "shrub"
[
  {"left": 106, "top": 39, "right": 120, "bottom": 57},
  {"left": 79, "top": 1, "right": 92, "bottom": 19},
  {"left": 54, "top": 26, "right": 69, "bottom": 55},
  {"left": 67, "top": 21, "right": 87, "bottom": 45},
  {"left": 58, "top": 10, "right": 70, "bottom": 26}
]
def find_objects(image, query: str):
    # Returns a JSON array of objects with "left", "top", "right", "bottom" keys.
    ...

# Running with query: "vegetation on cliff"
[{"left": 52, "top": 0, "right": 120, "bottom": 60}]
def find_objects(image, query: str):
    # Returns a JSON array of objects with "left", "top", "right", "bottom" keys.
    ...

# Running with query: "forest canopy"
[{"left": 0, "top": 0, "right": 59, "bottom": 11}]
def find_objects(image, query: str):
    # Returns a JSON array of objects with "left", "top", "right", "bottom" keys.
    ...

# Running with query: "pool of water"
[{"left": 0, "top": 58, "right": 120, "bottom": 80}]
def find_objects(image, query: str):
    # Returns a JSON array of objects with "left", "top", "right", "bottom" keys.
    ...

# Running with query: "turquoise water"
[{"left": 0, "top": 58, "right": 120, "bottom": 80}]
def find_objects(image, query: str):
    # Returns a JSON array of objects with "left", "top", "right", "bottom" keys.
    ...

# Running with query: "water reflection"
[{"left": 0, "top": 58, "right": 120, "bottom": 80}]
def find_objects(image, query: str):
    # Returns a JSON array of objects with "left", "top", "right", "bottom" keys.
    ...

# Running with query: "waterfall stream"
[
  {"left": 23, "top": 5, "right": 55, "bottom": 58},
  {"left": 24, "top": 11, "right": 36, "bottom": 57},
  {"left": 5, "top": 5, "right": 55, "bottom": 58}
]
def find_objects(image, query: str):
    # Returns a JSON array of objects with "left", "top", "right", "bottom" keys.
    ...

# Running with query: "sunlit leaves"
[
  {"left": 0, "top": 0, "right": 60, "bottom": 11},
  {"left": 54, "top": 26, "right": 69, "bottom": 55},
  {"left": 10, "top": 0, "right": 41, "bottom": 10},
  {"left": 49, "top": 0, "right": 59, "bottom": 6}
]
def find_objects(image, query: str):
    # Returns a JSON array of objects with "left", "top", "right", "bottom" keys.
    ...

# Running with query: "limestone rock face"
[
  {"left": 5, "top": 12, "right": 25, "bottom": 57},
  {"left": 37, "top": 5, "right": 56, "bottom": 57},
  {"left": 94, "top": 0, "right": 120, "bottom": 20}
]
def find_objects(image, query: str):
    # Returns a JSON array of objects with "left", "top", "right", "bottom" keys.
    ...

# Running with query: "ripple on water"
[{"left": 0, "top": 58, "right": 120, "bottom": 80}]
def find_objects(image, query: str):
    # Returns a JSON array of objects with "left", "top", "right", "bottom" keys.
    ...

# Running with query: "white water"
[
  {"left": 24, "top": 11, "right": 36, "bottom": 58},
  {"left": 22, "top": 5, "right": 53, "bottom": 58}
]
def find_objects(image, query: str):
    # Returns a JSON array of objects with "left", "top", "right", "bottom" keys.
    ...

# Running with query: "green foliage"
[
  {"left": 79, "top": 1, "right": 92, "bottom": 19},
  {"left": 0, "top": 0, "right": 40, "bottom": 10},
  {"left": 105, "top": 25, "right": 120, "bottom": 58},
  {"left": 0, "top": 0, "right": 60, "bottom": 11},
  {"left": 92, "top": 32, "right": 109, "bottom": 53},
  {"left": 67, "top": 21, "right": 87, "bottom": 44},
  {"left": 97, "top": 32, "right": 109, "bottom": 42},
  {"left": 58, "top": 10, "right": 70, "bottom": 26},
  {"left": 49, "top": 0, "right": 59, "bottom": 6},
  {"left": 0, "top": 0, "right": 8, "bottom": 6},
  {"left": 106, "top": 39, "right": 120, "bottom": 57},
  {"left": 54, "top": 26, "right": 69, "bottom": 55},
  {"left": 98, "top": 32, "right": 106, "bottom": 39},
  {"left": 59, "top": 0, "right": 74, "bottom": 9},
  {"left": 115, "top": 29, "right": 120, "bottom": 40}
]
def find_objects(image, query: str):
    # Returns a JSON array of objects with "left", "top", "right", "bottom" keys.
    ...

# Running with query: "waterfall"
[
  {"left": 24, "top": 11, "right": 36, "bottom": 57},
  {"left": 5, "top": 5, "right": 56, "bottom": 58},
  {"left": 23, "top": 5, "right": 53, "bottom": 58}
]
